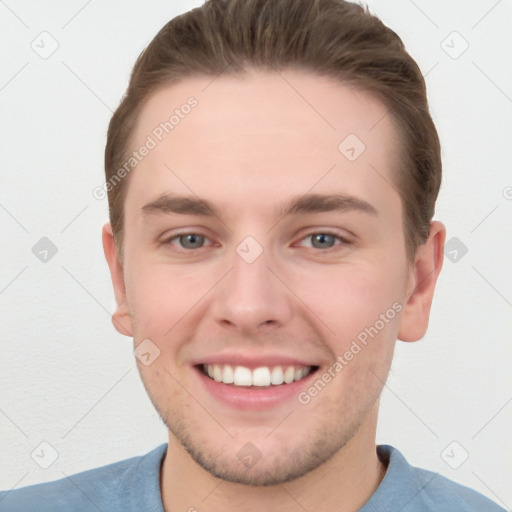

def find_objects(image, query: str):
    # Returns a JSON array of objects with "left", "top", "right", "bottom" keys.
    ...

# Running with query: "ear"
[
  {"left": 398, "top": 221, "right": 446, "bottom": 342},
  {"left": 102, "top": 223, "right": 133, "bottom": 337}
]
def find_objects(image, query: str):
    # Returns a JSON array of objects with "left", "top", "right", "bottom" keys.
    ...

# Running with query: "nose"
[{"left": 211, "top": 242, "right": 294, "bottom": 335}]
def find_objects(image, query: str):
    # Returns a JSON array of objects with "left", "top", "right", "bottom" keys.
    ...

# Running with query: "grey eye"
[
  {"left": 310, "top": 233, "right": 336, "bottom": 249},
  {"left": 179, "top": 234, "right": 205, "bottom": 249}
]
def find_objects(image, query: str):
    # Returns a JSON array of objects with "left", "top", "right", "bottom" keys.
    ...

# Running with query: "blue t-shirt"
[{"left": 0, "top": 444, "right": 505, "bottom": 511}]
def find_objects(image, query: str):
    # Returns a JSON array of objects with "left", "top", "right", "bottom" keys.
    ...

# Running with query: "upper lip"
[{"left": 191, "top": 353, "right": 321, "bottom": 369}]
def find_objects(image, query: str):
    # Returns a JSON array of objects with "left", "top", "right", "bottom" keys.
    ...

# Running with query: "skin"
[{"left": 103, "top": 69, "right": 445, "bottom": 512}]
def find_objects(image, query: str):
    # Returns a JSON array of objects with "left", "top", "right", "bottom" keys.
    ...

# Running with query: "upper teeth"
[{"left": 203, "top": 364, "right": 312, "bottom": 386}]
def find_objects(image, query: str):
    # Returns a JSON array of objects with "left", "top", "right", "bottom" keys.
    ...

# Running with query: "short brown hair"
[{"left": 105, "top": 0, "right": 441, "bottom": 262}]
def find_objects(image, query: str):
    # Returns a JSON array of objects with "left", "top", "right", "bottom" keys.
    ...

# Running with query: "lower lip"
[{"left": 194, "top": 366, "right": 319, "bottom": 411}]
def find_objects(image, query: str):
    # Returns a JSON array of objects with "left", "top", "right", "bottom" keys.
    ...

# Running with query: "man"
[{"left": 0, "top": 0, "right": 505, "bottom": 510}]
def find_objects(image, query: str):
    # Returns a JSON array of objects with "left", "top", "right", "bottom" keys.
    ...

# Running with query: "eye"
[
  {"left": 298, "top": 232, "right": 349, "bottom": 250},
  {"left": 165, "top": 233, "right": 212, "bottom": 250}
]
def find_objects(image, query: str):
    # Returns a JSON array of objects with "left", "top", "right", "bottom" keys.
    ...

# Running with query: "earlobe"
[
  {"left": 397, "top": 221, "right": 446, "bottom": 342},
  {"left": 102, "top": 223, "right": 133, "bottom": 337}
]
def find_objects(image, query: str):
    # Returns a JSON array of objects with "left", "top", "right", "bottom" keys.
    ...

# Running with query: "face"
[{"left": 105, "top": 69, "right": 427, "bottom": 486}]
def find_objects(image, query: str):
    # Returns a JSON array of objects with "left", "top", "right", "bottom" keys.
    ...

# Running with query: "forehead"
[{"left": 127, "top": 69, "right": 401, "bottom": 217}]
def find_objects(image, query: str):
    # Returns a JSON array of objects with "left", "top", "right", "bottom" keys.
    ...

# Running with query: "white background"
[{"left": 1, "top": 0, "right": 511, "bottom": 508}]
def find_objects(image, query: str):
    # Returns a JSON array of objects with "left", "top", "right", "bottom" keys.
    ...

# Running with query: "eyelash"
[
  {"left": 162, "top": 231, "right": 350, "bottom": 252},
  {"left": 297, "top": 231, "right": 350, "bottom": 250}
]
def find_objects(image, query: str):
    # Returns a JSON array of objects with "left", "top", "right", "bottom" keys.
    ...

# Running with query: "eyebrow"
[
  {"left": 278, "top": 193, "right": 377, "bottom": 217},
  {"left": 141, "top": 193, "right": 378, "bottom": 219},
  {"left": 142, "top": 195, "right": 218, "bottom": 217}
]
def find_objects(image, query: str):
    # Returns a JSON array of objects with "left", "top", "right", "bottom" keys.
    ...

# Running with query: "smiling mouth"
[{"left": 197, "top": 363, "right": 320, "bottom": 388}]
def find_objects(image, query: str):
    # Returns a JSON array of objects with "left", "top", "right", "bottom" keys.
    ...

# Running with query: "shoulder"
[
  {"left": 0, "top": 444, "right": 167, "bottom": 512},
  {"left": 409, "top": 466, "right": 505, "bottom": 512},
  {"left": 362, "top": 445, "right": 506, "bottom": 512}
]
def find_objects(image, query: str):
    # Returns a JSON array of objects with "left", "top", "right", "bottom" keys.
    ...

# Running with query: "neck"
[{"left": 160, "top": 408, "right": 385, "bottom": 512}]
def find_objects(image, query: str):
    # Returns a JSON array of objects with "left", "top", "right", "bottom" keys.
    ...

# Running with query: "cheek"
[
  {"left": 293, "top": 265, "right": 401, "bottom": 412},
  {"left": 124, "top": 257, "right": 219, "bottom": 340},
  {"left": 290, "top": 262, "right": 403, "bottom": 342},
  {"left": 125, "top": 266, "right": 166, "bottom": 336}
]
